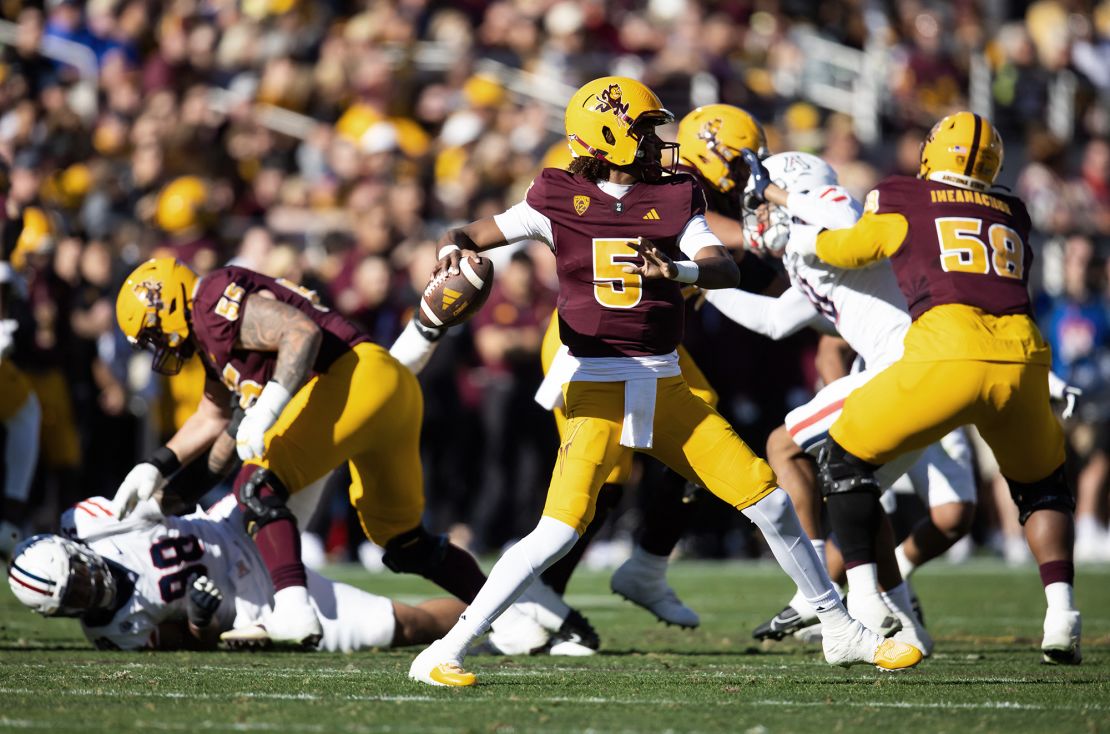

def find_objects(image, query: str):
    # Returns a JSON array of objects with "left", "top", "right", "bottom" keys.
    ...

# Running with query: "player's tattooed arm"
[{"left": 236, "top": 293, "right": 322, "bottom": 393}]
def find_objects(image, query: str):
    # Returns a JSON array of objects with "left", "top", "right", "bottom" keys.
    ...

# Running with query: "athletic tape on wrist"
[{"left": 673, "top": 260, "right": 700, "bottom": 284}]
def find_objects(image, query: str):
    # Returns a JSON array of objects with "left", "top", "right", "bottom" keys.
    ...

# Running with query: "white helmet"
[
  {"left": 8, "top": 534, "right": 116, "bottom": 617},
  {"left": 743, "top": 152, "right": 839, "bottom": 253}
]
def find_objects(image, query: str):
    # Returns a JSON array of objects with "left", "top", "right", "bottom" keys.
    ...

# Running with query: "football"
[{"left": 417, "top": 254, "right": 494, "bottom": 328}]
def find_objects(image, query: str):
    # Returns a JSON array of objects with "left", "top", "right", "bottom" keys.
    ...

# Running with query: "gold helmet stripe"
[{"left": 964, "top": 113, "right": 983, "bottom": 177}]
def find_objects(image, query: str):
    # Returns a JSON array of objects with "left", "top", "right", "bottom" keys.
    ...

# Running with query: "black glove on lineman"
[
  {"left": 187, "top": 574, "right": 224, "bottom": 628},
  {"left": 741, "top": 148, "right": 771, "bottom": 202}
]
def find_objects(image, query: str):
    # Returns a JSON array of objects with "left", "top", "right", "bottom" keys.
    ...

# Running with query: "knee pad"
[
  {"left": 381, "top": 526, "right": 448, "bottom": 575},
  {"left": 1007, "top": 465, "right": 1074, "bottom": 525},
  {"left": 237, "top": 467, "right": 294, "bottom": 538},
  {"left": 816, "top": 440, "right": 881, "bottom": 498}
]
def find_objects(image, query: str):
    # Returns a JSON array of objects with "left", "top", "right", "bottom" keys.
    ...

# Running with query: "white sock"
[
  {"left": 1044, "top": 581, "right": 1076, "bottom": 612},
  {"left": 440, "top": 517, "right": 579, "bottom": 657},
  {"left": 895, "top": 544, "right": 916, "bottom": 581},
  {"left": 881, "top": 581, "right": 917, "bottom": 623},
  {"left": 811, "top": 538, "right": 827, "bottom": 568},
  {"left": 274, "top": 585, "right": 311, "bottom": 611},
  {"left": 845, "top": 563, "right": 880, "bottom": 598},
  {"left": 741, "top": 488, "right": 849, "bottom": 628},
  {"left": 1075, "top": 515, "right": 1103, "bottom": 544},
  {"left": 514, "top": 580, "right": 571, "bottom": 631}
]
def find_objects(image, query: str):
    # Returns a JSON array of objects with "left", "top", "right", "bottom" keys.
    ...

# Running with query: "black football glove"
[
  {"left": 741, "top": 148, "right": 771, "bottom": 203},
  {"left": 187, "top": 574, "right": 223, "bottom": 628}
]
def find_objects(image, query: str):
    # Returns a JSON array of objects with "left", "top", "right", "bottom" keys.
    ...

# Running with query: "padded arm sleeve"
[{"left": 705, "top": 285, "right": 825, "bottom": 340}]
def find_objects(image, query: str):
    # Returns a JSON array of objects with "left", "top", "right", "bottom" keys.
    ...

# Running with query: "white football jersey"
[
  {"left": 64, "top": 496, "right": 396, "bottom": 652},
  {"left": 67, "top": 498, "right": 265, "bottom": 650},
  {"left": 783, "top": 185, "right": 910, "bottom": 369}
]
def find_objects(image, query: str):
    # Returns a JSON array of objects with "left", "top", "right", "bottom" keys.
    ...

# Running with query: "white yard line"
[{"left": 0, "top": 687, "right": 1103, "bottom": 713}]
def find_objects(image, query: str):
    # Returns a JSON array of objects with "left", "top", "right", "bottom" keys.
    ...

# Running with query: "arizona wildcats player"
[{"left": 7, "top": 495, "right": 465, "bottom": 651}]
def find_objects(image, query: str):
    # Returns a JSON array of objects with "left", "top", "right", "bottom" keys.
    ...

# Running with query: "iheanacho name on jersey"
[{"left": 929, "top": 188, "right": 1012, "bottom": 214}]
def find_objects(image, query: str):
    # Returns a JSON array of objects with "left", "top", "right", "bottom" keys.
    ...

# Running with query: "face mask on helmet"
[
  {"left": 627, "top": 113, "right": 679, "bottom": 181},
  {"left": 137, "top": 326, "right": 196, "bottom": 376},
  {"left": 741, "top": 152, "right": 840, "bottom": 254},
  {"left": 8, "top": 535, "right": 117, "bottom": 618}
]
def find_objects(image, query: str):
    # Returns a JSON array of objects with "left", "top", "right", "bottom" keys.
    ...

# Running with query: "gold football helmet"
[
  {"left": 677, "top": 104, "right": 768, "bottom": 193},
  {"left": 919, "top": 111, "right": 1003, "bottom": 192},
  {"left": 116, "top": 257, "right": 198, "bottom": 375},
  {"left": 11, "top": 207, "right": 56, "bottom": 269},
  {"left": 564, "top": 76, "right": 677, "bottom": 174}
]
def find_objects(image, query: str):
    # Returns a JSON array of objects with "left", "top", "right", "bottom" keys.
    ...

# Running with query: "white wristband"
[
  {"left": 253, "top": 380, "right": 293, "bottom": 420},
  {"left": 673, "top": 260, "right": 700, "bottom": 284},
  {"left": 438, "top": 244, "right": 461, "bottom": 260}
]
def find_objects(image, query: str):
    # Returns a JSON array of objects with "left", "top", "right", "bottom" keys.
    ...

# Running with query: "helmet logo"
[
  {"left": 133, "top": 280, "right": 164, "bottom": 309},
  {"left": 698, "top": 118, "right": 737, "bottom": 163},
  {"left": 573, "top": 195, "right": 591, "bottom": 216},
  {"left": 592, "top": 84, "right": 631, "bottom": 127}
]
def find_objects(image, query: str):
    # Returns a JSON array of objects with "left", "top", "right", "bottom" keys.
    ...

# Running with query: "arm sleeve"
[
  {"left": 677, "top": 214, "right": 725, "bottom": 259},
  {"left": 786, "top": 188, "right": 862, "bottom": 231},
  {"left": 492, "top": 200, "right": 554, "bottom": 249},
  {"left": 705, "top": 285, "right": 825, "bottom": 340},
  {"left": 812, "top": 212, "right": 909, "bottom": 269}
]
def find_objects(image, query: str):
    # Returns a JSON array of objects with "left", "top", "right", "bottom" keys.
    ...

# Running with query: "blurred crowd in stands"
[{"left": 2, "top": 0, "right": 1110, "bottom": 566}]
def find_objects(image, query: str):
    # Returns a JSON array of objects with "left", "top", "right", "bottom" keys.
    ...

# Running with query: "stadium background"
[{"left": 2, "top": 0, "right": 1109, "bottom": 565}]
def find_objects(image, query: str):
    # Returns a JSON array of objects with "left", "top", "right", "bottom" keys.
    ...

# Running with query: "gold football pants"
[
  {"left": 247, "top": 342, "right": 425, "bottom": 545},
  {"left": 543, "top": 376, "right": 777, "bottom": 534},
  {"left": 540, "top": 312, "right": 718, "bottom": 486},
  {"left": 831, "top": 359, "right": 1065, "bottom": 483}
]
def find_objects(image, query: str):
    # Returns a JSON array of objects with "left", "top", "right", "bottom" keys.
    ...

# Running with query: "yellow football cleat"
[
  {"left": 872, "top": 638, "right": 924, "bottom": 671},
  {"left": 429, "top": 663, "right": 477, "bottom": 687},
  {"left": 409, "top": 641, "right": 478, "bottom": 687}
]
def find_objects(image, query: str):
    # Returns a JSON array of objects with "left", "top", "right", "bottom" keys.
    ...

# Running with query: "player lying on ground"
[
  {"left": 798, "top": 112, "right": 1082, "bottom": 665},
  {"left": 407, "top": 76, "right": 922, "bottom": 687},
  {"left": 8, "top": 494, "right": 465, "bottom": 651}
]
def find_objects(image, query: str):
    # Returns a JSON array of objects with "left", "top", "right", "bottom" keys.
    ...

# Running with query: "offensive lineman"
[{"left": 800, "top": 112, "right": 1082, "bottom": 664}]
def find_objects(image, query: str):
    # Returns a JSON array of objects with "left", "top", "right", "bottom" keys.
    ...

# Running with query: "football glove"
[
  {"left": 187, "top": 574, "right": 224, "bottom": 628},
  {"left": 741, "top": 148, "right": 771, "bottom": 203},
  {"left": 111, "top": 462, "right": 167, "bottom": 519},
  {"left": 236, "top": 381, "right": 292, "bottom": 461}
]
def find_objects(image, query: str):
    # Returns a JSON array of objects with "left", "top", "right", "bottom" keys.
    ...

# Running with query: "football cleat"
[
  {"left": 846, "top": 592, "right": 901, "bottom": 639},
  {"left": 220, "top": 624, "right": 273, "bottom": 651},
  {"left": 752, "top": 604, "right": 818, "bottom": 641},
  {"left": 546, "top": 608, "right": 600, "bottom": 656},
  {"left": 266, "top": 590, "right": 323, "bottom": 648},
  {"left": 480, "top": 611, "right": 551, "bottom": 656},
  {"left": 822, "top": 619, "right": 923, "bottom": 671},
  {"left": 611, "top": 558, "right": 700, "bottom": 628},
  {"left": 793, "top": 621, "right": 824, "bottom": 644},
  {"left": 409, "top": 641, "right": 477, "bottom": 687},
  {"left": 1041, "top": 608, "right": 1082, "bottom": 665}
]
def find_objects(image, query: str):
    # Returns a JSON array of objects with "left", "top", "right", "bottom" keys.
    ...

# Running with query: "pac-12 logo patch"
[{"left": 574, "top": 195, "right": 591, "bottom": 216}]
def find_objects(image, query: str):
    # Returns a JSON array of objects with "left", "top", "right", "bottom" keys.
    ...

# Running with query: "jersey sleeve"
[
  {"left": 705, "top": 285, "right": 824, "bottom": 340},
  {"left": 493, "top": 198, "right": 554, "bottom": 249},
  {"left": 677, "top": 214, "right": 724, "bottom": 259},
  {"left": 812, "top": 212, "right": 908, "bottom": 268}
]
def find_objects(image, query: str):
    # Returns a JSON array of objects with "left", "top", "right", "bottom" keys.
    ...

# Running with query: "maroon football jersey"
[
  {"left": 876, "top": 176, "right": 1034, "bottom": 320},
  {"left": 526, "top": 168, "right": 707, "bottom": 357},
  {"left": 191, "top": 266, "right": 368, "bottom": 407}
]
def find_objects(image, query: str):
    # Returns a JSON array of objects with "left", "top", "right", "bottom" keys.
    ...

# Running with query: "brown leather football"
[{"left": 417, "top": 255, "right": 494, "bottom": 328}]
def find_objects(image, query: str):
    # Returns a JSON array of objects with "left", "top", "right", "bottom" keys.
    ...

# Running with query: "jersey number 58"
[{"left": 935, "top": 217, "right": 1024, "bottom": 280}]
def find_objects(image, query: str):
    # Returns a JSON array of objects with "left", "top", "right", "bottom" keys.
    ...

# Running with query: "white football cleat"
[
  {"left": 846, "top": 592, "right": 901, "bottom": 638},
  {"left": 1041, "top": 608, "right": 1081, "bottom": 665},
  {"left": 220, "top": 624, "right": 273, "bottom": 650},
  {"left": 611, "top": 555, "right": 699, "bottom": 628},
  {"left": 267, "top": 587, "right": 323, "bottom": 647},
  {"left": 482, "top": 610, "right": 551, "bottom": 656},
  {"left": 822, "top": 618, "right": 923, "bottom": 671},
  {"left": 409, "top": 640, "right": 477, "bottom": 687}
]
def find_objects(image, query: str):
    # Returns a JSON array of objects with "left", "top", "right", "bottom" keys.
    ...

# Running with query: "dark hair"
[{"left": 568, "top": 156, "right": 611, "bottom": 182}]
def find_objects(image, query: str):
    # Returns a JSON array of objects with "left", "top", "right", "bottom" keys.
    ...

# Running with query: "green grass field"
[{"left": 1, "top": 559, "right": 1107, "bottom": 734}]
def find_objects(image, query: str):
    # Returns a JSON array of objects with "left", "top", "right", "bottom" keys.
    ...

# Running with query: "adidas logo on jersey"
[{"left": 642, "top": 208, "right": 660, "bottom": 220}]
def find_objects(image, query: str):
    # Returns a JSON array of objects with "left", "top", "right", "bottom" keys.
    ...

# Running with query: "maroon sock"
[
  {"left": 423, "top": 543, "right": 489, "bottom": 603},
  {"left": 1038, "top": 559, "right": 1074, "bottom": 587},
  {"left": 233, "top": 466, "right": 306, "bottom": 592}
]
